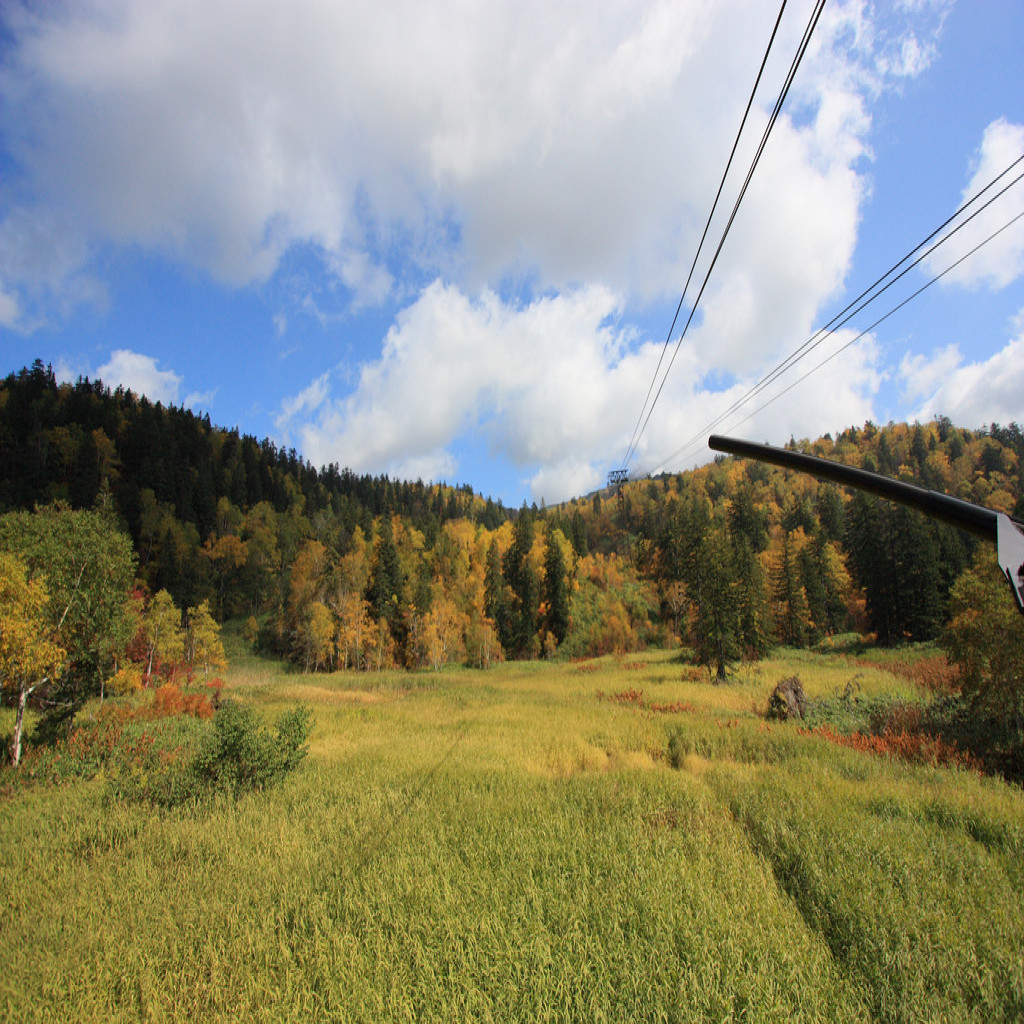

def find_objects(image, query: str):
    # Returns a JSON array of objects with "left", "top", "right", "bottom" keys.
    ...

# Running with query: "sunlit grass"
[{"left": 2, "top": 647, "right": 1022, "bottom": 1021}]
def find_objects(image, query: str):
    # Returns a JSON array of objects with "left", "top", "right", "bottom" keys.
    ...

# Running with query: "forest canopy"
[{"left": 1, "top": 360, "right": 1023, "bottom": 682}]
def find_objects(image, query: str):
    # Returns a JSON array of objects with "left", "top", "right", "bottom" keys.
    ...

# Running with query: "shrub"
[
  {"left": 148, "top": 682, "right": 215, "bottom": 720},
  {"left": 107, "top": 664, "right": 144, "bottom": 696},
  {"left": 888, "top": 653, "right": 960, "bottom": 694},
  {"left": 191, "top": 700, "right": 312, "bottom": 797},
  {"left": 4, "top": 691, "right": 311, "bottom": 805},
  {"left": 803, "top": 723, "right": 982, "bottom": 773}
]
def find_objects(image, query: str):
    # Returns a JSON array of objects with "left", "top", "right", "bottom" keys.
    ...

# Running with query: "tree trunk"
[{"left": 10, "top": 685, "right": 28, "bottom": 767}]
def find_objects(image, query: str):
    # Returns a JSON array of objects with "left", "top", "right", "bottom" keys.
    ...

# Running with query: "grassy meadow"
[{"left": 2, "top": 648, "right": 1023, "bottom": 1022}]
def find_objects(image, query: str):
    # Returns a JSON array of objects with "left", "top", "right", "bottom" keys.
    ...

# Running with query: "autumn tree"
[
  {"left": 142, "top": 589, "right": 185, "bottom": 683},
  {"left": 297, "top": 601, "right": 335, "bottom": 672},
  {"left": 335, "top": 592, "right": 371, "bottom": 670},
  {"left": 418, "top": 592, "right": 468, "bottom": 670},
  {"left": 202, "top": 528, "right": 247, "bottom": 618},
  {"left": 185, "top": 600, "right": 227, "bottom": 678},
  {"left": 0, "top": 554, "right": 66, "bottom": 766},
  {"left": 287, "top": 539, "right": 332, "bottom": 666},
  {"left": 0, "top": 504, "right": 135, "bottom": 707}
]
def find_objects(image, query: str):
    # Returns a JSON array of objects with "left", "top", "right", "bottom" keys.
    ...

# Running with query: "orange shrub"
[
  {"left": 147, "top": 683, "right": 215, "bottom": 720},
  {"left": 891, "top": 654, "right": 961, "bottom": 694},
  {"left": 803, "top": 723, "right": 982, "bottom": 772}
]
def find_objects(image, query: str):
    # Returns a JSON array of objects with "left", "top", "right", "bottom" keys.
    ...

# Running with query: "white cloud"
[
  {"left": 0, "top": 0, "right": 950, "bottom": 498},
  {"left": 278, "top": 282, "right": 884, "bottom": 502},
  {"left": 0, "top": 287, "right": 19, "bottom": 329},
  {"left": 184, "top": 390, "right": 216, "bottom": 412},
  {"left": 0, "top": 0, "right": 940, "bottom": 319},
  {"left": 926, "top": 119, "right": 1024, "bottom": 290},
  {"left": 330, "top": 249, "right": 394, "bottom": 310},
  {"left": 0, "top": 207, "right": 105, "bottom": 332},
  {"left": 900, "top": 322, "right": 1024, "bottom": 426},
  {"left": 278, "top": 281, "right": 639, "bottom": 499},
  {"left": 96, "top": 349, "right": 182, "bottom": 405},
  {"left": 275, "top": 371, "right": 330, "bottom": 435}
]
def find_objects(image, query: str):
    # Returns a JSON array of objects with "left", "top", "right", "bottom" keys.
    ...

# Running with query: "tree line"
[{"left": 2, "top": 361, "right": 1023, "bottom": 686}]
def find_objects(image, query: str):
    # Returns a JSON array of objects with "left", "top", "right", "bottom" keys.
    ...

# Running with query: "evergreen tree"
[
  {"left": 731, "top": 536, "right": 770, "bottom": 657},
  {"left": 570, "top": 509, "right": 588, "bottom": 557},
  {"left": 484, "top": 538, "right": 512, "bottom": 654},
  {"left": 845, "top": 495, "right": 943, "bottom": 644},
  {"left": 503, "top": 510, "right": 539, "bottom": 658},
  {"left": 816, "top": 484, "right": 844, "bottom": 542},
  {"left": 772, "top": 531, "right": 810, "bottom": 647},
  {"left": 668, "top": 494, "right": 740, "bottom": 680},
  {"left": 366, "top": 516, "right": 404, "bottom": 638},
  {"left": 542, "top": 529, "right": 570, "bottom": 646},
  {"left": 728, "top": 479, "right": 768, "bottom": 552}
]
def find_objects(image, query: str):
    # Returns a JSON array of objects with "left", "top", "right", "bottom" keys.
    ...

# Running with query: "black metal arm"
[{"left": 708, "top": 434, "right": 1024, "bottom": 612}]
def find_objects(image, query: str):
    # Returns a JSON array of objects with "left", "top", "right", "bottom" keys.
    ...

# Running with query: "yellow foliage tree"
[
  {"left": 335, "top": 592, "right": 372, "bottom": 670},
  {"left": 185, "top": 600, "right": 227, "bottom": 678},
  {"left": 0, "top": 554, "right": 66, "bottom": 766},
  {"left": 419, "top": 593, "right": 468, "bottom": 670},
  {"left": 143, "top": 589, "right": 185, "bottom": 684}
]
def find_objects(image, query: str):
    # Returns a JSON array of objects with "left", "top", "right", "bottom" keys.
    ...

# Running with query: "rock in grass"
[{"left": 768, "top": 676, "right": 806, "bottom": 721}]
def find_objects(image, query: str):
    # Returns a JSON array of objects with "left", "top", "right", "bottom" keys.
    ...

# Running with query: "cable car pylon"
[{"left": 607, "top": 468, "right": 629, "bottom": 491}]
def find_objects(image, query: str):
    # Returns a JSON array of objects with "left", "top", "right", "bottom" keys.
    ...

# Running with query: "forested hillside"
[{"left": 2, "top": 360, "right": 1022, "bottom": 676}]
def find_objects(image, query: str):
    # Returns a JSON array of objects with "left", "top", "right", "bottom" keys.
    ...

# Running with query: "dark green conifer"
[{"left": 542, "top": 529, "right": 570, "bottom": 645}]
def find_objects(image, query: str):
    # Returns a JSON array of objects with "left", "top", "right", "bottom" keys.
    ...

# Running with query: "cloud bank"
[{"left": 3, "top": 0, "right": 989, "bottom": 501}]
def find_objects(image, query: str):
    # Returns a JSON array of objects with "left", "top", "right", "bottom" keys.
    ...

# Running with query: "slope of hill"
[{"left": 2, "top": 360, "right": 1022, "bottom": 670}]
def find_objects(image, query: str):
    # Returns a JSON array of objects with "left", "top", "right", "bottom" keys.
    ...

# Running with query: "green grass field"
[{"left": 2, "top": 650, "right": 1023, "bottom": 1022}]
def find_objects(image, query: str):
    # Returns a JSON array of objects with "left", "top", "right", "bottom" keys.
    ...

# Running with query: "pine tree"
[
  {"left": 570, "top": 509, "right": 588, "bottom": 557},
  {"left": 542, "top": 529, "right": 570, "bottom": 646},
  {"left": 845, "top": 495, "right": 943, "bottom": 644},
  {"left": 503, "top": 511, "right": 539, "bottom": 658},
  {"left": 668, "top": 494, "right": 740, "bottom": 680},
  {"left": 731, "top": 536, "right": 770, "bottom": 657},
  {"left": 772, "top": 530, "right": 810, "bottom": 647},
  {"left": 367, "top": 516, "right": 404, "bottom": 628},
  {"left": 484, "top": 538, "right": 511, "bottom": 654}
]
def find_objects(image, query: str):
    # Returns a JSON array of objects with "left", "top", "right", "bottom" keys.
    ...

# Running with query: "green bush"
[{"left": 191, "top": 700, "right": 312, "bottom": 797}]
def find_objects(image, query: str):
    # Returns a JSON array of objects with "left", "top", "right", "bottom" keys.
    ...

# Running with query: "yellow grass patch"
[{"left": 277, "top": 682, "right": 401, "bottom": 705}]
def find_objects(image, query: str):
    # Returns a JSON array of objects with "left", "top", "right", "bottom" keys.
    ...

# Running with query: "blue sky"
[{"left": 1, "top": 0, "right": 1022, "bottom": 506}]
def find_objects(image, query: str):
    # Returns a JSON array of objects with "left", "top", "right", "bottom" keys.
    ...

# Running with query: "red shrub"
[
  {"left": 803, "top": 723, "right": 982, "bottom": 772},
  {"left": 891, "top": 654, "right": 961, "bottom": 694},
  {"left": 147, "top": 683, "right": 215, "bottom": 720}
]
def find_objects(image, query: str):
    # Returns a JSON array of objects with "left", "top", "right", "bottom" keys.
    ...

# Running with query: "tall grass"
[{"left": 2, "top": 649, "right": 1021, "bottom": 1021}]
